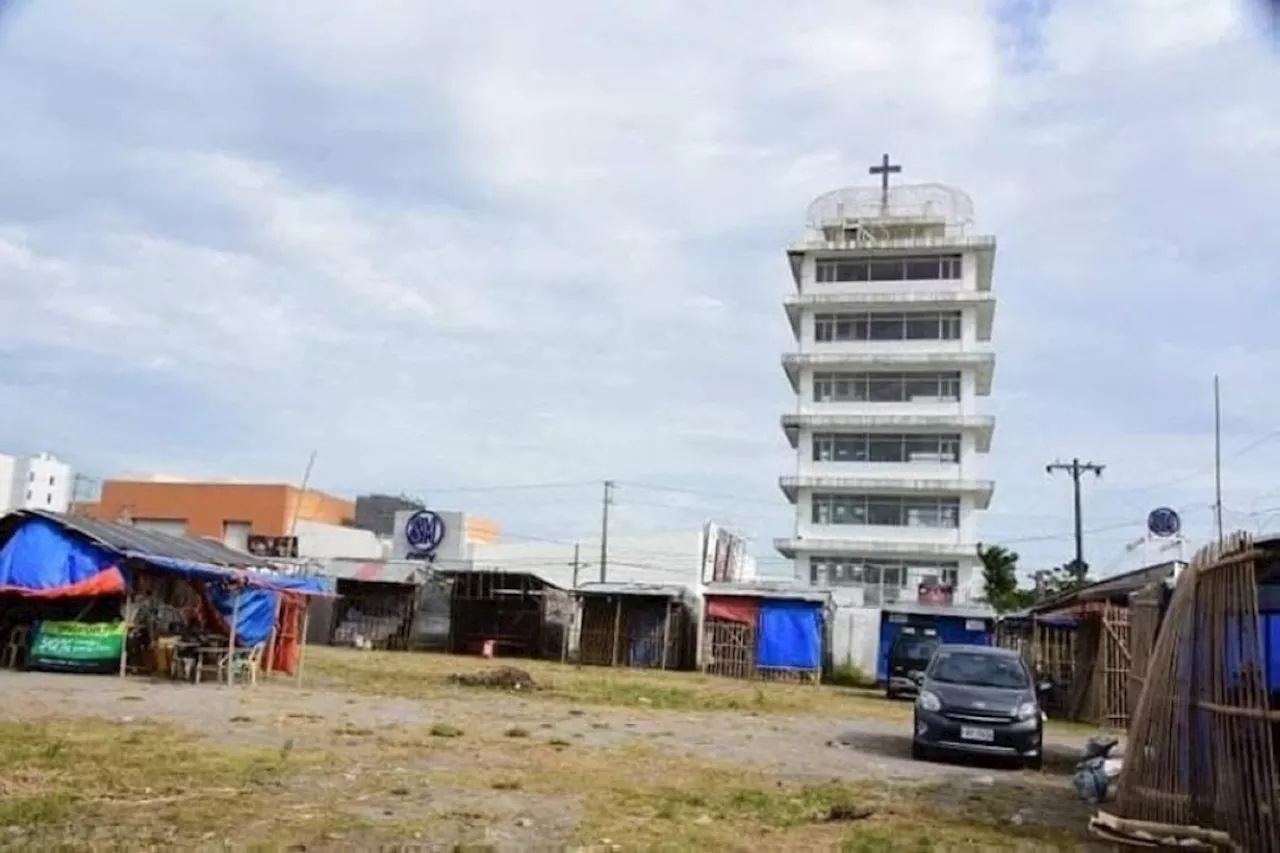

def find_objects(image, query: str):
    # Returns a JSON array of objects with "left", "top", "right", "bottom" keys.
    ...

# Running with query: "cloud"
[{"left": 0, "top": 0, "right": 1278, "bottom": 577}]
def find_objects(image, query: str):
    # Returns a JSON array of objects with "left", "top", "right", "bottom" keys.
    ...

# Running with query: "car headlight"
[
  {"left": 1015, "top": 701, "right": 1039, "bottom": 721},
  {"left": 917, "top": 690, "right": 941, "bottom": 712}
]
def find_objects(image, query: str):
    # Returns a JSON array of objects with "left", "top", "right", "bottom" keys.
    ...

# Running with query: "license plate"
[{"left": 960, "top": 726, "right": 995, "bottom": 743}]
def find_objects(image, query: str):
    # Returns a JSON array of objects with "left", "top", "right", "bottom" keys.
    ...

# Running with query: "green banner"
[{"left": 28, "top": 621, "right": 125, "bottom": 673}]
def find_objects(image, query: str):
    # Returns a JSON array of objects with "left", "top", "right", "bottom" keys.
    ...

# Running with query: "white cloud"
[{"left": 1, "top": 0, "right": 1278, "bottom": 575}]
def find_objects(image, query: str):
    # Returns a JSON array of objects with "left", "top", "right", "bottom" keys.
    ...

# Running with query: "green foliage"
[
  {"left": 826, "top": 663, "right": 877, "bottom": 689},
  {"left": 977, "top": 544, "right": 1033, "bottom": 613},
  {"left": 1034, "top": 562, "right": 1093, "bottom": 602}
]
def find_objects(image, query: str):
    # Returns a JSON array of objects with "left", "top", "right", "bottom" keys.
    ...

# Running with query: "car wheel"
[
  {"left": 911, "top": 740, "right": 929, "bottom": 762},
  {"left": 1024, "top": 748, "right": 1043, "bottom": 771},
  {"left": 885, "top": 688, "right": 896, "bottom": 701}
]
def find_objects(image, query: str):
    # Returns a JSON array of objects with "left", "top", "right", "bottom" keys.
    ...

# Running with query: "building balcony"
[
  {"left": 781, "top": 413, "right": 995, "bottom": 453},
  {"left": 782, "top": 351, "right": 995, "bottom": 395},
  {"left": 779, "top": 474, "right": 994, "bottom": 507},
  {"left": 774, "top": 536, "right": 979, "bottom": 561},
  {"left": 785, "top": 236, "right": 996, "bottom": 293},
  {"left": 783, "top": 291, "right": 995, "bottom": 342}
]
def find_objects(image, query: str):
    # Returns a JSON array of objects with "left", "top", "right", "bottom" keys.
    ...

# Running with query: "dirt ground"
[{"left": 0, "top": 650, "right": 1107, "bottom": 852}]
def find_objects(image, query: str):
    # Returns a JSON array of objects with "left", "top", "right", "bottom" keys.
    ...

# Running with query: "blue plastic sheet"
[
  {"left": 755, "top": 600, "right": 822, "bottom": 669},
  {"left": 0, "top": 518, "right": 117, "bottom": 593},
  {"left": 628, "top": 608, "right": 665, "bottom": 667},
  {"left": 876, "top": 615, "right": 992, "bottom": 681},
  {"left": 124, "top": 552, "right": 242, "bottom": 585},
  {"left": 251, "top": 571, "right": 336, "bottom": 596},
  {"left": 206, "top": 585, "right": 278, "bottom": 647}
]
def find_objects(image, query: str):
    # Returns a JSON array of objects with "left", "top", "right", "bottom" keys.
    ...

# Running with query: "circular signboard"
[
  {"left": 1147, "top": 507, "right": 1181, "bottom": 538},
  {"left": 405, "top": 510, "right": 446, "bottom": 554}
]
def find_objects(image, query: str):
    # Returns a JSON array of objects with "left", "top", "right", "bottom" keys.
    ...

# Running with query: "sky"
[{"left": 1, "top": 0, "right": 1278, "bottom": 579}]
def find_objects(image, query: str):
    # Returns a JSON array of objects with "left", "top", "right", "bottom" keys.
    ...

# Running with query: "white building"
[
  {"left": 774, "top": 173, "right": 997, "bottom": 609},
  {"left": 0, "top": 452, "right": 74, "bottom": 514},
  {"left": 469, "top": 523, "right": 759, "bottom": 591}
]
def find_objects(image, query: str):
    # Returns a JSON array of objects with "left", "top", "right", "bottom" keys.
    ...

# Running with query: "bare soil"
[{"left": 0, "top": 654, "right": 1105, "bottom": 851}]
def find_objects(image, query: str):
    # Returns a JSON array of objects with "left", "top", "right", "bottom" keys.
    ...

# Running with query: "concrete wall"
[
  {"left": 828, "top": 595, "right": 882, "bottom": 676},
  {"left": 473, "top": 530, "right": 710, "bottom": 590},
  {"left": 293, "top": 519, "right": 384, "bottom": 559},
  {"left": 0, "top": 452, "right": 73, "bottom": 513},
  {"left": 81, "top": 480, "right": 353, "bottom": 538}
]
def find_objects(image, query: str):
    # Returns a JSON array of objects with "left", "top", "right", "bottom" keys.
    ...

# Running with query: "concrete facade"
[
  {"left": 0, "top": 452, "right": 73, "bottom": 514},
  {"left": 78, "top": 477, "right": 356, "bottom": 546},
  {"left": 776, "top": 181, "right": 998, "bottom": 612}
]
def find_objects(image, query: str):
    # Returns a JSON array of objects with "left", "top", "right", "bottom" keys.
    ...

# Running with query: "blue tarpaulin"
[
  {"left": 206, "top": 585, "right": 278, "bottom": 647},
  {"left": 123, "top": 552, "right": 242, "bottom": 585},
  {"left": 249, "top": 571, "right": 336, "bottom": 596},
  {"left": 628, "top": 608, "right": 665, "bottom": 667},
  {"left": 755, "top": 600, "right": 822, "bottom": 669},
  {"left": 0, "top": 518, "right": 120, "bottom": 595},
  {"left": 876, "top": 614, "right": 992, "bottom": 681}
]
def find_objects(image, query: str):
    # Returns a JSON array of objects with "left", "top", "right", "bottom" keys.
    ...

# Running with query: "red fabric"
[
  {"left": 265, "top": 593, "right": 304, "bottom": 675},
  {"left": 0, "top": 566, "right": 125, "bottom": 598},
  {"left": 706, "top": 596, "right": 759, "bottom": 625}
]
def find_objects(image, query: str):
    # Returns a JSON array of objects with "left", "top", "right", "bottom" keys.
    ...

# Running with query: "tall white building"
[
  {"left": 0, "top": 451, "right": 75, "bottom": 514},
  {"left": 774, "top": 168, "right": 996, "bottom": 607}
]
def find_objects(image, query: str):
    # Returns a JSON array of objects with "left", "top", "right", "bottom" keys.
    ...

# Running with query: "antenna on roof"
[{"left": 288, "top": 450, "right": 318, "bottom": 538}]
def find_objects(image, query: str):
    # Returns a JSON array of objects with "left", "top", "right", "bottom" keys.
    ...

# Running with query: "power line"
[
  {"left": 618, "top": 481, "right": 779, "bottom": 506},
  {"left": 405, "top": 480, "right": 600, "bottom": 494},
  {"left": 1046, "top": 458, "right": 1105, "bottom": 581},
  {"left": 1099, "top": 426, "right": 1280, "bottom": 497}
]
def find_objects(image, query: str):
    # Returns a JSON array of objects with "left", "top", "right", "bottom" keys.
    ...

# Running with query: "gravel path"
[
  {"left": 0, "top": 671, "right": 1100, "bottom": 849},
  {"left": 0, "top": 670, "right": 1094, "bottom": 782}
]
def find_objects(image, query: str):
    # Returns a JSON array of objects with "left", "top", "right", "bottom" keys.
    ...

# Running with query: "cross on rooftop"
[{"left": 868, "top": 153, "right": 902, "bottom": 210}]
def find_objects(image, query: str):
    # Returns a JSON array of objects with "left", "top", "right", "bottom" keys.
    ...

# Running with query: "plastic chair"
[
  {"left": 2, "top": 626, "right": 30, "bottom": 670},
  {"left": 217, "top": 643, "right": 265, "bottom": 685}
]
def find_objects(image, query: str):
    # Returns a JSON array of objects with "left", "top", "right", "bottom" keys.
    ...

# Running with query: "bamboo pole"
[
  {"left": 660, "top": 599, "right": 672, "bottom": 670},
  {"left": 609, "top": 596, "right": 622, "bottom": 667},
  {"left": 561, "top": 594, "right": 573, "bottom": 664},
  {"left": 118, "top": 587, "right": 132, "bottom": 678},
  {"left": 227, "top": 586, "right": 241, "bottom": 686},
  {"left": 296, "top": 605, "right": 310, "bottom": 687},
  {"left": 264, "top": 592, "right": 283, "bottom": 679}
]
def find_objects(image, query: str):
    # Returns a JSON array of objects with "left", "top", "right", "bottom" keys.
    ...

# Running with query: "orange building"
[{"left": 77, "top": 478, "right": 354, "bottom": 544}]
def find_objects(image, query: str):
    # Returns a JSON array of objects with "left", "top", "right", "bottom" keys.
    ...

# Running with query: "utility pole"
[
  {"left": 288, "top": 450, "right": 318, "bottom": 541},
  {"left": 598, "top": 480, "right": 614, "bottom": 583},
  {"left": 1046, "top": 458, "right": 1105, "bottom": 581},
  {"left": 1213, "top": 375, "right": 1224, "bottom": 547},
  {"left": 571, "top": 542, "right": 581, "bottom": 589}
]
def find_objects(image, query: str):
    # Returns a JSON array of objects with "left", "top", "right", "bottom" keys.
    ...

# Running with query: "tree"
[
  {"left": 978, "top": 543, "right": 1033, "bottom": 613},
  {"left": 1034, "top": 562, "right": 1093, "bottom": 602}
]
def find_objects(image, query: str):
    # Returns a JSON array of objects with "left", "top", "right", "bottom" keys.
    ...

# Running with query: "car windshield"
[
  {"left": 895, "top": 638, "right": 938, "bottom": 662},
  {"left": 929, "top": 651, "right": 1028, "bottom": 689}
]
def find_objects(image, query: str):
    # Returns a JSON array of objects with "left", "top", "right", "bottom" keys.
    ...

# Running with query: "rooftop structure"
[{"left": 776, "top": 156, "right": 998, "bottom": 608}]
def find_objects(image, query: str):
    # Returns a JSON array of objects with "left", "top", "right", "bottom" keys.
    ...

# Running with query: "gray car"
[{"left": 911, "top": 643, "right": 1047, "bottom": 770}]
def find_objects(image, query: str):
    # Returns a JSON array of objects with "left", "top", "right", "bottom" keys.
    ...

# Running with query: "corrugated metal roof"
[
  {"left": 1028, "top": 560, "right": 1182, "bottom": 615},
  {"left": 0, "top": 510, "right": 336, "bottom": 595},
  {"left": 703, "top": 582, "right": 831, "bottom": 603},
  {"left": 880, "top": 601, "right": 997, "bottom": 621},
  {"left": 14, "top": 510, "right": 269, "bottom": 568},
  {"left": 574, "top": 582, "right": 691, "bottom": 600},
  {"left": 314, "top": 558, "right": 428, "bottom": 585}
]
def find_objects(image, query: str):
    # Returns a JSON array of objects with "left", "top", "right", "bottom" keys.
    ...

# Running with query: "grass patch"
[
  {"left": 0, "top": 718, "right": 346, "bottom": 849},
  {"left": 430, "top": 723, "right": 464, "bottom": 738},
  {"left": 425, "top": 739, "right": 1086, "bottom": 852},
  {"left": 826, "top": 663, "right": 877, "bottom": 689},
  {"left": 306, "top": 647, "right": 909, "bottom": 719}
]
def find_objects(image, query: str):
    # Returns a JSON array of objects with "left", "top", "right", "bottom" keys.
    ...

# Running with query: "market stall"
[{"left": 0, "top": 509, "right": 335, "bottom": 684}]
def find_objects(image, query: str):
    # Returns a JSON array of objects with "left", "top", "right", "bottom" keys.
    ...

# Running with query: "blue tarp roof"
[{"left": 0, "top": 510, "right": 334, "bottom": 597}]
